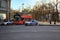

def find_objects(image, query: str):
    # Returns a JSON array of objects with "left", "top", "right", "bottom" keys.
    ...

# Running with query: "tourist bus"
[{"left": 13, "top": 14, "right": 32, "bottom": 25}]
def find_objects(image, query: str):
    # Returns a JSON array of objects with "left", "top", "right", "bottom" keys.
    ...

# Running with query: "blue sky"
[
  {"left": 11, "top": 0, "right": 60, "bottom": 12},
  {"left": 11, "top": 0, "right": 54, "bottom": 10},
  {"left": 11, "top": 0, "right": 41, "bottom": 10}
]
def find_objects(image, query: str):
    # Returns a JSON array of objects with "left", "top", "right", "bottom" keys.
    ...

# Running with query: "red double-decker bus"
[{"left": 13, "top": 14, "right": 32, "bottom": 25}]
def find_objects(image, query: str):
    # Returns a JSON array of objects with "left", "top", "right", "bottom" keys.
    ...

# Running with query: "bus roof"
[{"left": 21, "top": 15, "right": 32, "bottom": 18}]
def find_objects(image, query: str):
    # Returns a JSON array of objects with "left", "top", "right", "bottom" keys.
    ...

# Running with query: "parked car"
[
  {"left": 7, "top": 21, "right": 13, "bottom": 25},
  {"left": 24, "top": 20, "right": 38, "bottom": 26},
  {"left": 1, "top": 20, "right": 13, "bottom": 25}
]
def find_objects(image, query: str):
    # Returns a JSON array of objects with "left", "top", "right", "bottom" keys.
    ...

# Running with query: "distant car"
[
  {"left": 13, "top": 20, "right": 24, "bottom": 25},
  {"left": 2, "top": 22, "right": 8, "bottom": 25},
  {"left": 24, "top": 20, "right": 38, "bottom": 26},
  {"left": 1, "top": 21, "right": 13, "bottom": 25},
  {"left": 7, "top": 21, "right": 13, "bottom": 25}
]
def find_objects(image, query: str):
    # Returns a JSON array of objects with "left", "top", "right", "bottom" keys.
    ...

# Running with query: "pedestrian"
[
  {"left": 54, "top": 15, "right": 56, "bottom": 24},
  {"left": 45, "top": 14, "right": 48, "bottom": 21},
  {"left": 49, "top": 14, "right": 52, "bottom": 24},
  {"left": 53, "top": 13, "right": 56, "bottom": 24}
]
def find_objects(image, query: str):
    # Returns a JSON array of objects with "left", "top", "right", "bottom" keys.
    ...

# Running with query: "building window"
[
  {"left": 1, "top": 0, "right": 6, "bottom": 8},
  {"left": 0, "top": 1, "right": 1, "bottom": 7},
  {"left": 0, "top": 0, "right": 6, "bottom": 8}
]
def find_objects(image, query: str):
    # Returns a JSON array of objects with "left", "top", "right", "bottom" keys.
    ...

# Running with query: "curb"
[{"left": 39, "top": 24, "right": 60, "bottom": 26}]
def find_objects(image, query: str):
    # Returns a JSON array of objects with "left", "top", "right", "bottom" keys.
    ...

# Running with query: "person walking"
[
  {"left": 45, "top": 14, "right": 48, "bottom": 21},
  {"left": 49, "top": 14, "right": 52, "bottom": 24}
]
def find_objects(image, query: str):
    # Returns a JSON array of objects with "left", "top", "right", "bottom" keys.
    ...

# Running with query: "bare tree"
[{"left": 51, "top": 0, "right": 60, "bottom": 24}]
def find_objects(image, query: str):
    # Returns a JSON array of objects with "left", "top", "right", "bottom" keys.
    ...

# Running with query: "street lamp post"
[{"left": 22, "top": 3, "right": 24, "bottom": 13}]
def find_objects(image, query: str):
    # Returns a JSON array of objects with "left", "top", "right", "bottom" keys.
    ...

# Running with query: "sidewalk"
[{"left": 38, "top": 21, "right": 60, "bottom": 26}]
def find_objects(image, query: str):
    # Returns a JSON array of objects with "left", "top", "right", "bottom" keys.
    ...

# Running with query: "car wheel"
[
  {"left": 25, "top": 23, "right": 28, "bottom": 26},
  {"left": 36, "top": 23, "right": 38, "bottom": 25},
  {"left": 1, "top": 23, "right": 5, "bottom": 25},
  {"left": 7, "top": 23, "right": 10, "bottom": 25}
]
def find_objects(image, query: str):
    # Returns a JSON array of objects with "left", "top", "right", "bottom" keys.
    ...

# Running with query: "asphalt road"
[{"left": 0, "top": 25, "right": 60, "bottom": 40}]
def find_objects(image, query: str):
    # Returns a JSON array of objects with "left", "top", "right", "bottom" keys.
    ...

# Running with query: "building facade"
[{"left": 0, "top": 0, "right": 11, "bottom": 20}]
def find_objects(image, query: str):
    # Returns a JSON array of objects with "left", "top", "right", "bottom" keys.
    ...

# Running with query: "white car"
[
  {"left": 25, "top": 20, "right": 38, "bottom": 26},
  {"left": 1, "top": 21, "right": 13, "bottom": 25}
]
